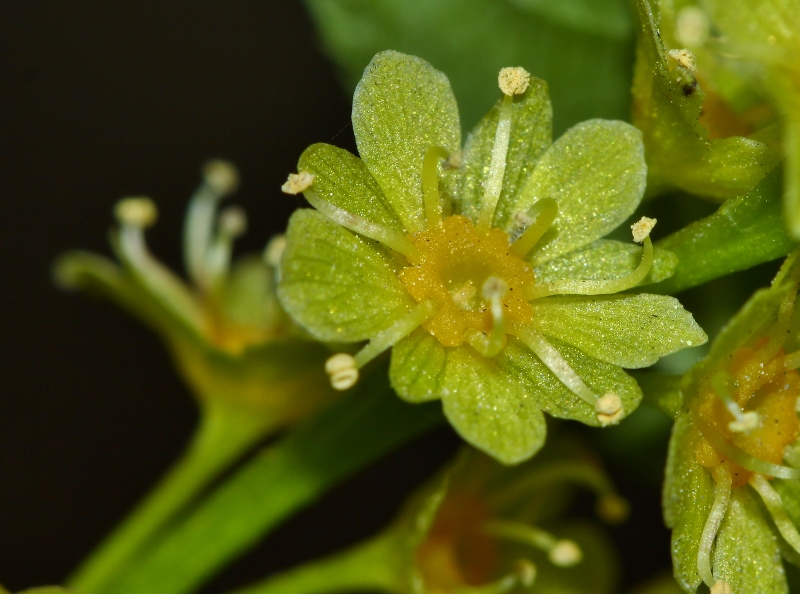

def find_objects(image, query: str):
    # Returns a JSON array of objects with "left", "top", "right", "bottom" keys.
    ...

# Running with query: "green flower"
[
  {"left": 278, "top": 50, "right": 707, "bottom": 464},
  {"left": 665, "top": 251, "right": 800, "bottom": 593}
]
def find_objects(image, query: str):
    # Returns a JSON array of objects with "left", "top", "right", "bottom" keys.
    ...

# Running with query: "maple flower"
[
  {"left": 665, "top": 252, "right": 800, "bottom": 593},
  {"left": 278, "top": 51, "right": 706, "bottom": 464}
]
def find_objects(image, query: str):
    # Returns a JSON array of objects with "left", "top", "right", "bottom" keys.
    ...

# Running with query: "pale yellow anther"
[
  {"left": 548, "top": 540, "right": 582, "bottom": 567},
  {"left": 203, "top": 160, "right": 240, "bottom": 194},
  {"left": 115, "top": 197, "right": 158, "bottom": 228},
  {"left": 668, "top": 48, "right": 697, "bottom": 72},
  {"left": 264, "top": 235, "right": 287, "bottom": 268},
  {"left": 710, "top": 580, "right": 732, "bottom": 594},
  {"left": 498, "top": 67, "right": 531, "bottom": 96},
  {"left": 445, "top": 151, "right": 463, "bottom": 170},
  {"left": 513, "top": 210, "right": 534, "bottom": 229},
  {"left": 483, "top": 276, "right": 509, "bottom": 300},
  {"left": 596, "top": 494, "right": 630, "bottom": 524},
  {"left": 676, "top": 6, "right": 710, "bottom": 47},
  {"left": 515, "top": 560, "right": 536, "bottom": 587},
  {"left": 281, "top": 171, "right": 315, "bottom": 195},
  {"left": 729, "top": 410, "right": 760, "bottom": 433},
  {"left": 596, "top": 392, "right": 623, "bottom": 426},
  {"left": 218, "top": 206, "right": 247, "bottom": 237},
  {"left": 325, "top": 353, "right": 359, "bottom": 390},
  {"left": 631, "top": 216, "right": 657, "bottom": 243}
]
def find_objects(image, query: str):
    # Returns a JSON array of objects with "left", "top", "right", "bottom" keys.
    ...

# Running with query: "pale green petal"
[
  {"left": 389, "top": 330, "right": 448, "bottom": 403},
  {"left": 713, "top": 489, "right": 787, "bottom": 594},
  {"left": 456, "top": 77, "right": 552, "bottom": 227},
  {"left": 278, "top": 209, "right": 414, "bottom": 342},
  {"left": 513, "top": 120, "right": 646, "bottom": 265},
  {"left": 530, "top": 294, "right": 707, "bottom": 369},
  {"left": 297, "top": 143, "right": 404, "bottom": 231},
  {"left": 501, "top": 337, "right": 641, "bottom": 426},
  {"left": 352, "top": 51, "right": 461, "bottom": 233},
  {"left": 535, "top": 239, "right": 677, "bottom": 286}
]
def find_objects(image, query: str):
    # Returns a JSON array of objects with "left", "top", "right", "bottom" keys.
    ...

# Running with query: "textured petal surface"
[
  {"left": 278, "top": 209, "right": 414, "bottom": 342},
  {"left": 297, "top": 143, "right": 404, "bottom": 231},
  {"left": 530, "top": 294, "right": 707, "bottom": 369},
  {"left": 501, "top": 336, "right": 641, "bottom": 426},
  {"left": 352, "top": 51, "right": 461, "bottom": 232},
  {"left": 512, "top": 119, "right": 646, "bottom": 265},
  {"left": 389, "top": 330, "right": 448, "bottom": 403},
  {"left": 535, "top": 239, "right": 677, "bottom": 286},
  {"left": 456, "top": 77, "right": 552, "bottom": 227}
]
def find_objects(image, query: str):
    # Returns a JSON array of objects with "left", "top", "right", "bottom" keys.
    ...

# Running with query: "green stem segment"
[{"left": 68, "top": 404, "right": 271, "bottom": 594}]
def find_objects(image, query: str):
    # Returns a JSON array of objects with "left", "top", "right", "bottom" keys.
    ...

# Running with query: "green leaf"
[
  {"left": 663, "top": 415, "right": 713, "bottom": 592},
  {"left": 303, "top": 0, "right": 633, "bottom": 135},
  {"left": 516, "top": 120, "right": 646, "bottom": 265},
  {"left": 278, "top": 209, "right": 414, "bottom": 342},
  {"left": 502, "top": 337, "right": 642, "bottom": 426},
  {"left": 352, "top": 51, "right": 461, "bottom": 233},
  {"left": 713, "top": 489, "right": 787, "bottom": 594},
  {"left": 456, "top": 76, "right": 553, "bottom": 228},
  {"left": 535, "top": 239, "right": 677, "bottom": 286},
  {"left": 653, "top": 168, "right": 796, "bottom": 295},
  {"left": 297, "top": 143, "right": 404, "bottom": 231},
  {"left": 507, "top": 0, "right": 632, "bottom": 39},
  {"left": 101, "top": 370, "right": 443, "bottom": 594},
  {"left": 530, "top": 294, "right": 707, "bottom": 368}
]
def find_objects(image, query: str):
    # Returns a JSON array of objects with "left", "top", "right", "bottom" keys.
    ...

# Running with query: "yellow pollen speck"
[
  {"left": 668, "top": 48, "right": 697, "bottom": 72},
  {"left": 282, "top": 171, "right": 315, "bottom": 195},
  {"left": 631, "top": 217, "right": 657, "bottom": 243},
  {"left": 498, "top": 67, "right": 530, "bottom": 96}
]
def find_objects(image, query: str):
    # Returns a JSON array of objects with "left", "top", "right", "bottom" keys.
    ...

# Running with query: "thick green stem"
[
  {"left": 228, "top": 534, "right": 400, "bottom": 594},
  {"left": 68, "top": 404, "right": 271, "bottom": 594},
  {"left": 102, "top": 370, "right": 442, "bottom": 594}
]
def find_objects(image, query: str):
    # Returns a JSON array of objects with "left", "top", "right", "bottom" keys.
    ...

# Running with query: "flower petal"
[
  {"left": 535, "top": 239, "right": 677, "bottom": 286},
  {"left": 456, "top": 77, "right": 552, "bottom": 227},
  {"left": 352, "top": 51, "right": 461, "bottom": 233},
  {"left": 530, "top": 294, "right": 707, "bottom": 369},
  {"left": 501, "top": 337, "right": 642, "bottom": 426},
  {"left": 297, "top": 143, "right": 405, "bottom": 231},
  {"left": 513, "top": 119, "right": 646, "bottom": 265},
  {"left": 278, "top": 209, "right": 414, "bottom": 342},
  {"left": 389, "top": 330, "right": 448, "bottom": 403},
  {"left": 713, "top": 489, "right": 786, "bottom": 594}
]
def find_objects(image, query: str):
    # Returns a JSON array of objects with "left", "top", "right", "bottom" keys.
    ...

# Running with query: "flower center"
[
  {"left": 398, "top": 215, "right": 536, "bottom": 349},
  {"left": 694, "top": 339, "right": 800, "bottom": 487}
]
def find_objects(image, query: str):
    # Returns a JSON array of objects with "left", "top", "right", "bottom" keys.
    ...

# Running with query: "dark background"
[{"left": 1, "top": 2, "right": 678, "bottom": 592}]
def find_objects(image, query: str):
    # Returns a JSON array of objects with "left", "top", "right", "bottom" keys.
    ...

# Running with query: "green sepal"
[
  {"left": 297, "top": 143, "right": 404, "bottom": 231},
  {"left": 535, "top": 239, "right": 678, "bottom": 286},
  {"left": 352, "top": 50, "right": 461, "bottom": 233},
  {"left": 217, "top": 255, "right": 288, "bottom": 338},
  {"left": 502, "top": 337, "right": 642, "bottom": 427},
  {"left": 631, "top": 0, "right": 779, "bottom": 200},
  {"left": 713, "top": 489, "right": 787, "bottom": 594},
  {"left": 389, "top": 330, "right": 447, "bottom": 403},
  {"left": 278, "top": 209, "right": 414, "bottom": 343},
  {"left": 529, "top": 294, "right": 707, "bottom": 369},
  {"left": 663, "top": 413, "right": 712, "bottom": 592},
  {"left": 515, "top": 119, "right": 646, "bottom": 265},
  {"left": 456, "top": 76, "right": 553, "bottom": 228},
  {"left": 653, "top": 168, "right": 796, "bottom": 295}
]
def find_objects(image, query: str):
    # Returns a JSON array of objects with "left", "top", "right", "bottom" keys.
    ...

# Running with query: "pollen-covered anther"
[
  {"left": 710, "top": 580, "right": 732, "bottom": 594},
  {"left": 115, "top": 197, "right": 158, "bottom": 228},
  {"left": 548, "top": 540, "right": 582, "bottom": 567},
  {"left": 325, "top": 353, "right": 359, "bottom": 390},
  {"left": 203, "top": 160, "right": 240, "bottom": 195},
  {"left": 281, "top": 171, "right": 315, "bottom": 195},
  {"left": 218, "top": 206, "right": 248, "bottom": 238},
  {"left": 728, "top": 410, "right": 760, "bottom": 433},
  {"left": 444, "top": 150, "right": 463, "bottom": 170},
  {"left": 631, "top": 216, "right": 657, "bottom": 243},
  {"left": 596, "top": 392, "right": 623, "bottom": 426},
  {"left": 596, "top": 494, "right": 630, "bottom": 524},
  {"left": 668, "top": 48, "right": 697, "bottom": 72},
  {"left": 513, "top": 210, "right": 534, "bottom": 229},
  {"left": 498, "top": 67, "right": 531, "bottom": 96}
]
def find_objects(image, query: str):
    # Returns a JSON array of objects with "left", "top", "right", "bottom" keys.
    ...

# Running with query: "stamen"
[
  {"left": 263, "top": 235, "right": 287, "bottom": 269},
  {"left": 667, "top": 48, "right": 697, "bottom": 72},
  {"left": 325, "top": 353, "right": 358, "bottom": 391},
  {"left": 508, "top": 198, "right": 558, "bottom": 259},
  {"left": 528, "top": 217, "right": 656, "bottom": 299},
  {"left": 710, "top": 371, "right": 761, "bottom": 433},
  {"left": 467, "top": 277, "right": 508, "bottom": 357},
  {"left": 422, "top": 146, "right": 450, "bottom": 228},
  {"left": 484, "top": 520, "right": 582, "bottom": 567},
  {"left": 281, "top": 171, "right": 315, "bottom": 195},
  {"left": 302, "top": 189, "right": 421, "bottom": 263},
  {"left": 698, "top": 418, "right": 800, "bottom": 479},
  {"left": 477, "top": 67, "right": 530, "bottom": 232},
  {"left": 697, "top": 465, "right": 732, "bottom": 589},
  {"left": 184, "top": 160, "right": 240, "bottom": 289},
  {"left": 510, "top": 325, "right": 622, "bottom": 424},
  {"left": 204, "top": 207, "right": 248, "bottom": 288},
  {"left": 352, "top": 301, "right": 437, "bottom": 370},
  {"left": 114, "top": 197, "right": 205, "bottom": 336},
  {"left": 710, "top": 581, "right": 732, "bottom": 594},
  {"left": 750, "top": 474, "right": 800, "bottom": 555}
]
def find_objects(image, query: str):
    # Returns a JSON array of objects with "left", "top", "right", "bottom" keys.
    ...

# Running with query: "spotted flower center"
[{"left": 399, "top": 215, "right": 535, "bottom": 348}]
